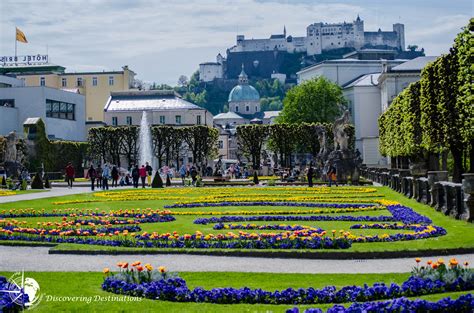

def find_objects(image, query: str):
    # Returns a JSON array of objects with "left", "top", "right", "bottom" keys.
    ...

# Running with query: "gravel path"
[{"left": 0, "top": 246, "right": 472, "bottom": 273}]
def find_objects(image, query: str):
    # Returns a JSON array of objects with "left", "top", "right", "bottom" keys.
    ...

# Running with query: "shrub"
[
  {"left": 166, "top": 175, "right": 171, "bottom": 187},
  {"left": 1, "top": 176, "right": 6, "bottom": 188},
  {"left": 31, "top": 174, "right": 44, "bottom": 189},
  {"left": 21, "top": 179, "right": 27, "bottom": 191},
  {"left": 267, "top": 178, "right": 276, "bottom": 186}
]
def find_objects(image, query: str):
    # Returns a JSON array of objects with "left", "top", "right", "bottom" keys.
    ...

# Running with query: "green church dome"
[{"left": 228, "top": 65, "right": 260, "bottom": 102}]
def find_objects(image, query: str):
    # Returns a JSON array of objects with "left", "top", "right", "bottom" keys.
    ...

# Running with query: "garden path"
[{"left": 0, "top": 246, "right": 472, "bottom": 273}]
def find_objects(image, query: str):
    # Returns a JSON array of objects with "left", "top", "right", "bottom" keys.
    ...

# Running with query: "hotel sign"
[{"left": 0, "top": 54, "right": 49, "bottom": 66}]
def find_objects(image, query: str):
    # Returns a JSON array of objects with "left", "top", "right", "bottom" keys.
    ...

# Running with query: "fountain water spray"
[{"left": 139, "top": 111, "right": 153, "bottom": 168}]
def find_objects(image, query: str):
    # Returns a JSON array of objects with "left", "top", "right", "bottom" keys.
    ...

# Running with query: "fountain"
[{"left": 138, "top": 111, "right": 153, "bottom": 168}]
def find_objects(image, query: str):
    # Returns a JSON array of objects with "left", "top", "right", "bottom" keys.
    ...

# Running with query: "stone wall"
[{"left": 361, "top": 167, "right": 474, "bottom": 223}]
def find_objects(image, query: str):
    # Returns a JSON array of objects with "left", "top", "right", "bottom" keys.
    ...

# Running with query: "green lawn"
[
  {"left": 0, "top": 271, "right": 471, "bottom": 313},
  {"left": 0, "top": 186, "right": 473, "bottom": 254}
]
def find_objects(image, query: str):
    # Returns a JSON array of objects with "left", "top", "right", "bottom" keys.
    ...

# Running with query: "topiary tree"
[
  {"left": 30, "top": 174, "right": 44, "bottom": 189},
  {"left": 44, "top": 176, "right": 51, "bottom": 189},
  {"left": 166, "top": 175, "right": 171, "bottom": 186},
  {"left": 1, "top": 176, "right": 6, "bottom": 188},
  {"left": 151, "top": 171, "right": 163, "bottom": 188}
]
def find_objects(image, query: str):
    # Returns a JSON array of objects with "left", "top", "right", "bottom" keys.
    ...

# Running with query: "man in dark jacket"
[{"left": 65, "top": 162, "right": 75, "bottom": 189}]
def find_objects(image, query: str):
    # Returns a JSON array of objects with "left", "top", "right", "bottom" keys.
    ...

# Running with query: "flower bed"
[
  {"left": 0, "top": 190, "right": 16, "bottom": 197},
  {"left": 101, "top": 259, "right": 473, "bottom": 307},
  {"left": 287, "top": 294, "right": 474, "bottom": 313},
  {"left": 0, "top": 276, "right": 29, "bottom": 310}
]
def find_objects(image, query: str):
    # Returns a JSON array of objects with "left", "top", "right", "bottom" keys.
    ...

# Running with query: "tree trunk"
[
  {"left": 451, "top": 146, "right": 464, "bottom": 183},
  {"left": 470, "top": 139, "right": 474, "bottom": 173},
  {"left": 428, "top": 153, "right": 440, "bottom": 171},
  {"left": 441, "top": 151, "right": 448, "bottom": 171}
]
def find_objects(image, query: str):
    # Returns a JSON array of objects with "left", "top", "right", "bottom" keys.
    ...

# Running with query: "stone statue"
[
  {"left": 4, "top": 131, "right": 18, "bottom": 162},
  {"left": 316, "top": 126, "right": 328, "bottom": 156},
  {"left": 333, "top": 110, "right": 350, "bottom": 151}
]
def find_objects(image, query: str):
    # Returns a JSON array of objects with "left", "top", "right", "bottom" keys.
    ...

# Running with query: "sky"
[{"left": 0, "top": 0, "right": 472, "bottom": 85}]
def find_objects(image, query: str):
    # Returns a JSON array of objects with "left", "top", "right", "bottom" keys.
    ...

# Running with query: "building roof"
[
  {"left": 214, "top": 111, "right": 244, "bottom": 120},
  {"left": 104, "top": 90, "right": 203, "bottom": 112},
  {"left": 270, "top": 34, "right": 285, "bottom": 39},
  {"left": 297, "top": 59, "right": 406, "bottom": 75},
  {"left": 263, "top": 111, "right": 281, "bottom": 119},
  {"left": 23, "top": 117, "right": 41, "bottom": 125},
  {"left": 390, "top": 56, "right": 438, "bottom": 72},
  {"left": 343, "top": 73, "right": 381, "bottom": 88},
  {"left": 199, "top": 62, "right": 221, "bottom": 66},
  {"left": 0, "top": 64, "right": 66, "bottom": 75}
]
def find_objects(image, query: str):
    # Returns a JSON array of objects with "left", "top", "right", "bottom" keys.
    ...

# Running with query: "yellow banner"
[{"left": 16, "top": 27, "right": 28, "bottom": 43}]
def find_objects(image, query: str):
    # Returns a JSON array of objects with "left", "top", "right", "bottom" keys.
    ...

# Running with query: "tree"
[
  {"left": 277, "top": 77, "right": 346, "bottom": 124},
  {"left": 268, "top": 124, "right": 298, "bottom": 168},
  {"left": 236, "top": 125, "right": 269, "bottom": 170},
  {"left": 88, "top": 127, "right": 110, "bottom": 164},
  {"left": 151, "top": 126, "right": 175, "bottom": 168},
  {"left": 183, "top": 126, "right": 218, "bottom": 174},
  {"left": 177, "top": 75, "right": 188, "bottom": 87},
  {"left": 119, "top": 126, "right": 139, "bottom": 167}
]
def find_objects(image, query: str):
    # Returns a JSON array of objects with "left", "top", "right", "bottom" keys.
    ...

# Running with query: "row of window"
[
  {"left": 45, "top": 99, "right": 76, "bottom": 120},
  {"left": 39, "top": 76, "right": 115, "bottom": 87},
  {"left": 235, "top": 105, "right": 258, "bottom": 113},
  {"left": 111, "top": 115, "right": 202, "bottom": 126}
]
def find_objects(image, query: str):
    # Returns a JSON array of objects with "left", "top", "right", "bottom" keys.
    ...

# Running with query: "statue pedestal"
[{"left": 461, "top": 173, "right": 474, "bottom": 222}]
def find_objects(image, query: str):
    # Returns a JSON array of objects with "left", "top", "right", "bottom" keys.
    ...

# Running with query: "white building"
[
  {"left": 104, "top": 90, "right": 213, "bottom": 127},
  {"left": 297, "top": 59, "right": 405, "bottom": 86},
  {"left": 343, "top": 73, "right": 384, "bottom": 165},
  {"left": 379, "top": 56, "right": 437, "bottom": 111},
  {"left": 0, "top": 76, "right": 86, "bottom": 141}
]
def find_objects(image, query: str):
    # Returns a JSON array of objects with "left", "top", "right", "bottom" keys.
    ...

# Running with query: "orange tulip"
[
  {"left": 132, "top": 261, "right": 141, "bottom": 267},
  {"left": 427, "top": 260, "right": 432, "bottom": 265},
  {"left": 121, "top": 262, "right": 129, "bottom": 269},
  {"left": 432, "top": 263, "right": 438, "bottom": 269},
  {"left": 136, "top": 266, "right": 144, "bottom": 272},
  {"left": 103, "top": 268, "right": 110, "bottom": 274},
  {"left": 449, "top": 259, "right": 458, "bottom": 267},
  {"left": 415, "top": 258, "right": 421, "bottom": 263},
  {"left": 159, "top": 266, "right": 166, "bottom": 273},
  {"left": 437, "top": 258, "right": 444, "bottom": 265}
]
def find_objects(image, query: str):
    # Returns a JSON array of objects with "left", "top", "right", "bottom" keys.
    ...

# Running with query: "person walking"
[
  {"left": 132, "top": 165, "right": 139, "bottom": 188},
  {"left": 139, "top": 165, "right": 147, "bottom": 188},
  {"left": 327, "top": 162, "right": 338, "bottom": 187},
  {"left": 102, "top": 163, "right": 110, "bottom": 190},
  {"left": 145, "top": 162, "right": 153, "bottom": 187},
  {"left": 179, "top": 164, "right": 187, "bottom": 186},
  {"left": 65, "top": 162, "right": 75, "bottom": 189},
  {"left": 96, "top": 165, "right": 103, "bottom": 189},
  {"left": 190, "top": 165, "right": 197, "bottom": 186},
  {"left": 111, "top": 166, "right": 119, "bottom": 188},
  {"left": 307, "top": 163, "right": 314, "bottom": 187},
  {"left": 86, "top": 165, "right": 96, "bottom": 191}
]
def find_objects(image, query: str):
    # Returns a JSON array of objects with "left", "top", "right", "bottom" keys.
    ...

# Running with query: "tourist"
[
  {"left": 327, "top": 161, "right": 338, "bottom": 187},
  {"left": 86, "top": 165, "right": 96, "bottom": 191},
  {"left": 179, "top": 164, "right": 187, "bottom": 185},
  {"left": 96, "top": 165, "right": 103, "bottom": 189},
  {"left": 229, "top": 164, "right": 235, "bottom": 179},
  {"left": 139, "top": 165, "right": 147, "bottom": 188},
  {"left": 102, "top": 163, "right": 110, "bottom": 190},
  {"left": 65, "top": 162, "right": 75, "bottom": 189},
  {"left": 132, "top": 165, "right": 139, "bottom": 188},
  {"left": 145, "top": 162, "right": 153, "bottom": 187},
  {"left": 111, "top": 166, "right": 119, "bottom": 188},
  {"left": 307, "top": 163, "right": 314, "bottom": 187},
  {"left": 190, "top": 165, "right": 197, "bottom": 186}
]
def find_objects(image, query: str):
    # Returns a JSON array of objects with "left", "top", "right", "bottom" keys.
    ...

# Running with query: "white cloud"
[{"left": 0, "top": 0, "right": 471, "bottom": 84}]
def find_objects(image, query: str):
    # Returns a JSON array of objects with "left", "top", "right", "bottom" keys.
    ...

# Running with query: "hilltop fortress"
[
  {"left": 199, "top": 16, "right": 419, "bottom": 83},
  {"left": 231, "top": 15, "right": 404, "bottom": 55}
]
